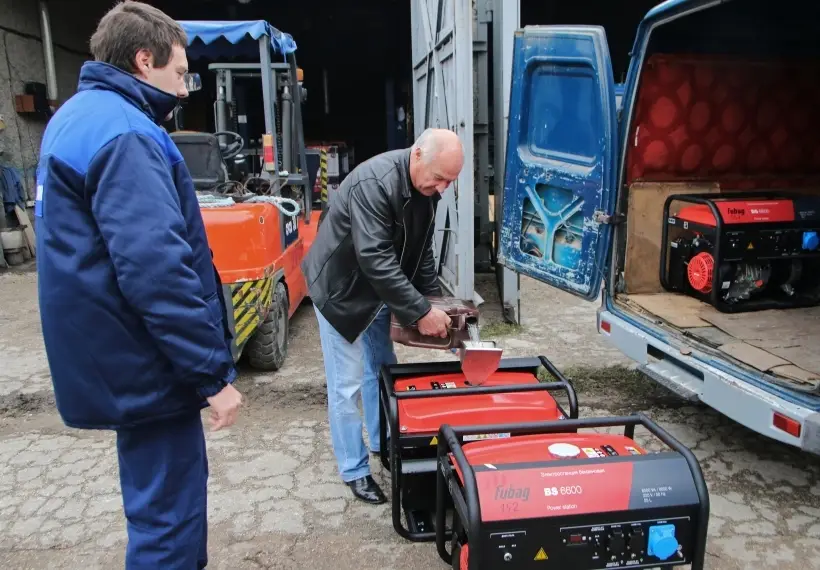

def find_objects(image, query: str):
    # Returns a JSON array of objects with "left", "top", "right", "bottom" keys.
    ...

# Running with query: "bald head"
[{"left": 409, "top": 128, "right": 464, "bottom": 196}]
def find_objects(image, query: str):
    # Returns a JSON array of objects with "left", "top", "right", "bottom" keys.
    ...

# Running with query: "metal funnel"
[{"left": 458, "top": 340, "right": 503, "bottom": 385}]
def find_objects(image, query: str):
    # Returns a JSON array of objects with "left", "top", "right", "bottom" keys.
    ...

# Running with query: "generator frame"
[
  {"left": 378, "top": 355, "right": 579, "bottom": 543},
  {"left": 434, "top": 414, "right": 710, "bottom": 570},
  {"left": 659, "top": 191, "right": 820, "bottom": 313}
]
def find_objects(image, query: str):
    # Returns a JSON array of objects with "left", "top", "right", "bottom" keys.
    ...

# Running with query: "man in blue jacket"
[{"left": 35, "top": 2, "right": 242, "bottom": 568}]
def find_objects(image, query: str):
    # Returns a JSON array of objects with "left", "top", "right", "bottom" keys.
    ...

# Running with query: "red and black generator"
[
  {"left": 434, "top": 414, "right": 709, "bottom": 570},
  {"left": 378, "top": 354, "right": 578, "bottom": 542},
  {"left": 660, "top": 192, "right": 820, "bottom": 312}
]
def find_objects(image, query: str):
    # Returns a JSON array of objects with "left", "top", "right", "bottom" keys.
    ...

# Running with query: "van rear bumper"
[{"left": 596, "top": 307, "right": 820, "bottom": 455}]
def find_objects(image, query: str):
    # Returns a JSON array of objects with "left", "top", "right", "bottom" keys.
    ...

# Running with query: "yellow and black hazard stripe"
[
  {"left": 319, "top": 149, "right": 328, "bottom": 205},
  {"left": 229, "top": 276, "right": 274, "bottom": 350}
]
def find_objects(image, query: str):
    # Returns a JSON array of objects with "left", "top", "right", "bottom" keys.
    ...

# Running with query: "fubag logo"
[{"left": 495, "top": 484, "right": 530, "bottom": 501}]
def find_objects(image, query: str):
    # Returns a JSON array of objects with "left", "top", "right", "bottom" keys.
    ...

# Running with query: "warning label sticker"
[
  {"left": 464, "top": 433, "right": 511, "bottom": 442},
  {"left": 602, "top": 445, "right": 619, "bottom": 457},
  {"left": 534, "top": 547, "right": 548, "bottom": 561},
  {"left": 582, "top": 447, "right": 605, "bottom": 458}
]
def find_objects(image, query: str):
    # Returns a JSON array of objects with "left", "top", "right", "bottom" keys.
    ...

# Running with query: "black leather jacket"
[{"left": 302, "top": 148, "right": 442, "bottom": 343}]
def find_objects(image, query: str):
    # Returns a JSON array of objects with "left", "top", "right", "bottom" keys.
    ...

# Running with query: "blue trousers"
[
  {"left": 116, "top": 411, "right": 209, "bottom": 569},
  {"left": 315, "top": 304, "right": 397, "bottom": 482}
]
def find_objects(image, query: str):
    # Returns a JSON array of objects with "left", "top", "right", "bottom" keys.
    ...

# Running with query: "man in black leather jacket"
[{"left": 302, "top": 128, "right": 464, "bottom": 503}]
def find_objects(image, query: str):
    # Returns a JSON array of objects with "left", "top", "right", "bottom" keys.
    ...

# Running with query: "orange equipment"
[{"left": 171, "top": 19, "right": 321, "bottom": 370}]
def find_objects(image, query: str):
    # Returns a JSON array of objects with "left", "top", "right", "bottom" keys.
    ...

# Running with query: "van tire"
[{"left": 246, "top": 280, "right": 289, "bottom": 371}]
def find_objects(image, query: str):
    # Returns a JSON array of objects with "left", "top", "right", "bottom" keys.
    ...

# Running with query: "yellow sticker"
[
  {"left": 430, "top": 436, "right": 438, "bottom": 446},
  {"left": 534, "top": 548, "right": 548, "bottom": 561}
]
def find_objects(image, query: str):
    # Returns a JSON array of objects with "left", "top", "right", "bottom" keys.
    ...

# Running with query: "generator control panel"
[{"left": 483, "top": 516, "right": 694, "bottom": 569}]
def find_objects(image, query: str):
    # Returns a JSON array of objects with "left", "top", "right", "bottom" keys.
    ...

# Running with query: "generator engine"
[{"left": 660, "top": 193, "right": 820, "bottom": 312}]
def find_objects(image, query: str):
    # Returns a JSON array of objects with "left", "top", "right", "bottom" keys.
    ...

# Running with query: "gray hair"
[{"left": 412, "top": 128, "right": 441, "bottom": 164}]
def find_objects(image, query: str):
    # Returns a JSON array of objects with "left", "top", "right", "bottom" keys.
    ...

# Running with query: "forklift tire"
[{"left": 246, "top": 280, "right": 289, "bottom": 371}]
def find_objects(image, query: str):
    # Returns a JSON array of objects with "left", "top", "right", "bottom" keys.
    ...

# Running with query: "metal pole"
[
  {"left": 288, "top": 53, "right": 311, "bottom": 223},
  {"left": 259, "top": 36, "right": 277, "bottom": 173},
  {"left": 38, "top": 1, "right": 58, "bottom": 111},
  {"left": 215, "top": 70, "right": 229, "bottom": 132},
  {"left": 281, "top": 86, "right": 292, "bottom": 173}
]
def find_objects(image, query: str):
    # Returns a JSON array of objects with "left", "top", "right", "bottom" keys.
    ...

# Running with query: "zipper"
[
  {"left": 409, "top": 198, "right": 435, "bottom": 281},
  {"left": 363, "top": 199, "right": 412, "bottom": 332}
]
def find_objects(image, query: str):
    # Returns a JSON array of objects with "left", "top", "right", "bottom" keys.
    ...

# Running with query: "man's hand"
[
  {"left": 206, "top": 383, "right": 243, "bottom": 431},
  {"left": 417, "top": 307, "right": 452, "bottom": 338}
]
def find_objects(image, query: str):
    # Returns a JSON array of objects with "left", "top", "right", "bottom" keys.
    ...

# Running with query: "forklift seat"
[{"left": 169, "top": 131, "right": 228, "bottom": 190}]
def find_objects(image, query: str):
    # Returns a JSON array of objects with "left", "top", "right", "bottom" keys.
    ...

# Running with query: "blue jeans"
[
  {"left": 116, "top": 412, "right": 208, "bottom": 569},
  {"left": 315, "top": 304, "right": 397, "bottom": 482}
]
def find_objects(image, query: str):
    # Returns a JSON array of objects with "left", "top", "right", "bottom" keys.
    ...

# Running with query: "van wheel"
[{"left": 246, "top": 280, "right": 289, "bottom": 371}]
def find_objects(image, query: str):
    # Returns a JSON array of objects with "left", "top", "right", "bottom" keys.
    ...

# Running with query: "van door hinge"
[{"left": 593, "top": 211, "right": 625, "bottom": 225}]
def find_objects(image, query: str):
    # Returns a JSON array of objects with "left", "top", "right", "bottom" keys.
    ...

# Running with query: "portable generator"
[
  {"left": 435, "top": 415, "right": 709, "bottom": 570},
  {"left": 660, "top": 192, "right": 820, "bottom": 312},
  {"left": 378, "top": 349, "right": 578, "bottom": 543}
]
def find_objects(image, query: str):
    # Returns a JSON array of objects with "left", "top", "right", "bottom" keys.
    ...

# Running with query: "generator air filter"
[{"left": 687, "top": 252, "right": 714, "bottom": 293}]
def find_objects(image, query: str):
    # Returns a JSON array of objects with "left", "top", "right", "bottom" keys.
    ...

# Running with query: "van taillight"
[{"left": 773, "top": 412, "right": 801, "bottom": 438}]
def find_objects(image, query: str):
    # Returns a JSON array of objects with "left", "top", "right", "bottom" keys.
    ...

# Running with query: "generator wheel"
[{"left": 246, "top": 280, "right": 289, "bottom": 371}]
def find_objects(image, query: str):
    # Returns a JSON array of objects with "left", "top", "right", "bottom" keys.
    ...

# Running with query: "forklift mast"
[{"left": 178, "top": 20, "right": 311, "bottom": 223}]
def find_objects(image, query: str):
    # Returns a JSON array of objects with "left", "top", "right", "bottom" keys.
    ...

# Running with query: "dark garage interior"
[
  {"left": 150, "top": 0, "right": 412, "bottom": 165},
  {"left": 55, "top": 0, "right": 660, "bottom": 171}
]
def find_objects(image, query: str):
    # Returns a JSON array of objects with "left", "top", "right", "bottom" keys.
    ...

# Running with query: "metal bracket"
[{"left": 593, "top": 211, "right": 625, "bottom": 225}]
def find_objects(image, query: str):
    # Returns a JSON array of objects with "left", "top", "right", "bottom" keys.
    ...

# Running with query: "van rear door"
[{"left": 498, "top": 26, "right": 618, "bottom": 301}]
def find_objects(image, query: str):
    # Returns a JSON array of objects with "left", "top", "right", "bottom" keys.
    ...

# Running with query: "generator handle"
[
  {"left": 634, "top": 412, "right": 711, "bottom": 570},
  {"left": 436, "top": 423, "right": 483, "bottom": 570},
  {"left": 538, "top": 355, "right": 579, "bottom": 419}
]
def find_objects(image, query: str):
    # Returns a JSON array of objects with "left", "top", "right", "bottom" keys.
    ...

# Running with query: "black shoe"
[{"left": 347, "top": 475, "right": 387, "bottom": 504}]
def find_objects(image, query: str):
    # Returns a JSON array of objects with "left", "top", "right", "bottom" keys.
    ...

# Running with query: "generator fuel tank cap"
[{"left": 548, "top": 443, "right": 581, "bottom": 457}]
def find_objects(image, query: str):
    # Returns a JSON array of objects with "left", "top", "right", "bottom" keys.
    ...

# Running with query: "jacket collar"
[
  {"left": 401, "top": 148, "right": 443, "bottom": 206},
  {"left": 399, "top": 148, "right": 441, "bottom": 204},
  {"left": 400, "top": 148, "right": 413, "bottom": 199},
  {"left": 77, "top": 61, "right": 180, "bottom": 125}
]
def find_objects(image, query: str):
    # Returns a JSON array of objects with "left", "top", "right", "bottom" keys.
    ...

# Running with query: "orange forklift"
[{"left": 171, "top": 20, "right": 321, "bottom": 371}]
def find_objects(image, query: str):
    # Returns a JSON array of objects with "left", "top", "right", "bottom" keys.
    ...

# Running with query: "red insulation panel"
[{"left": 626, "top": 54, "right": 820, "bottom": 189}]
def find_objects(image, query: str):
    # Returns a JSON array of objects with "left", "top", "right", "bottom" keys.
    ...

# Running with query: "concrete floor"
[{"left": 1, "top": 268, "right": 819, "bottom": 570}]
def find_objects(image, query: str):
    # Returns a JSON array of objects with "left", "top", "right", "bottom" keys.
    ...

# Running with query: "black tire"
[{"left": 246, "top": 280, "right": 289, "bottom": 371}]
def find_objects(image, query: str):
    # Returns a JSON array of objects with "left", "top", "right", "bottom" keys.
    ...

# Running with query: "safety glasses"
[{"left": 184, "top": 72, "right": 202, "bottom": 93}]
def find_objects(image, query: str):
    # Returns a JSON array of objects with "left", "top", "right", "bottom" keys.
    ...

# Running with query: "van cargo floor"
[{"left": 619, "top": 293, "right": 820, "bottom": 393}]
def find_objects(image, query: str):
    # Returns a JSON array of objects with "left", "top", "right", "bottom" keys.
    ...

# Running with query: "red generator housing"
[
  {"left": 435, "top": 415, "right": 710, "bottom": 570},
  {"left": 378, "top": 356, "right": 578, "bottom": 542},
  {"left": 660, "top": 192, "right": 820, "bottom": 312}
]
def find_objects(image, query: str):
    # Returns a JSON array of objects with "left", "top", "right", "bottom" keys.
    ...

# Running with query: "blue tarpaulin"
[{"left": 177, "top": 20, "right": 297, "bottom": 61}]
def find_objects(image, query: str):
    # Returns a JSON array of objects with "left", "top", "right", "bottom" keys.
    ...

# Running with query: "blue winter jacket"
[{"left": 35, "top": 61, "right": 238, "bottom": 430}]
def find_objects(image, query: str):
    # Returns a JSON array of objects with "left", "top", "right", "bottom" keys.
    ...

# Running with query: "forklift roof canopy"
[{"left": 177, "top": 20, "right": 297, "bottom": 60}]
